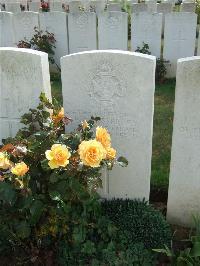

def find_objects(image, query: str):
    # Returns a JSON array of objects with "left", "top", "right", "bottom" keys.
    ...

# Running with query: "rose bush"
[{"left": 0, "top": 93, "right": 128, "bottom": 265}]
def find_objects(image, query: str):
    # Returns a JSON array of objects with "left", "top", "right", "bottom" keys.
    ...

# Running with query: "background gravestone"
[
  {"left": 13, "top": 11, "right": 39, "bottom": 45},
  {"left": 0, "top": 48, "right": 51, "bottom": 143},
  {"left": 98, "top": 11, "right": 128, "bottom": 50},
  {"left": 28, "top": 1, "right": 41, "bottom": 12},
  {"left": 167, "top": 57, "right": 200, "bottom": 226},
  {"left": 39, "top": 11, "right": 69, "bottom": 68},
  {"left": 131, "top": 12, "right": 162, "bottom": 58},
  {"left": 131, "top": 3, "right": 148, "bottom": 13},
  {"left": 0, "top": 12, "right": 15, "bottom": 47},
  {"left": 5, "top": 2, "right": 21, "bottom": 12},
  {"left": 180, "top": 3, "right": 196, "bottom": 12},
  {"left": 68, "top": 12, "right": 97, "bottom": 54},
  {"left": 61, "top": 50, "right": 156, "bottom": 200},
  {"left": 163, "top": 12, "right": 197, "bottom": 77}
]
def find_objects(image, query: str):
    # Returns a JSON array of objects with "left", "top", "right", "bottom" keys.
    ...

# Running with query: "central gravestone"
[
  {"left": 61, "top": 51, "right": 156, "bottom": 200},
  {"left": 0, "top": 48, "right": 51, "bottom": 143}
]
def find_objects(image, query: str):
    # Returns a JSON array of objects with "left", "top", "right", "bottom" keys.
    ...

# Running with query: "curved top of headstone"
[
  {"left": 61, "top": 49, "right": 156, "bottom": 61},
  {"left": 178, "top": 55, "right": 200, "bottom": 63},
  {"left": 0, "top": 47, "right": 48, "bottom": 58}
]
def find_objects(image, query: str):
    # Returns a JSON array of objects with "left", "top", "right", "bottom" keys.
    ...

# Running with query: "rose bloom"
[
  {"left": 11, "top": 162, "right": 29, "bottom": 176},
  {"left": 96, "top": 127, "right": 111, "bottom": 149},
  {"left": 45, "top": 144, "right": 71, "bottom": 169},
  {"left": 51, "top": 107, "right": 64, "bottom": 124},
  {"left": 106, "top": 147, "right": 116, "bottom": 160},
  {"left": 0, "top": 152, "right": 11, "bottom": 170},
  {"left": 78, "top": 140, "right": 106, "bottom": 168}
]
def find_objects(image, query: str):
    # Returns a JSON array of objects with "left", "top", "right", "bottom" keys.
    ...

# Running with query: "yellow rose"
[
  {"left": 45, "top": 144, "right": 71, "bottom": 169},
  {"left": 96, "top": 127, "right": 111, "bottom": 148},
  {"left": 0, "top": 152, "right": 11, "bottom": 170},
  {"left": 106, "top": 147, "right": 117, "bottom": 160},
  {"left": 11, "top": 162, "right": 29, "bottom": 176},
  {"left": 51, "top": 107, "right": 64, "bottom": 124},
  {"left": 78, "top": 140, "right": 106, "bottom": 168},
  {"left": 82, "top": 120, "right": 89, "bottom": 130}
]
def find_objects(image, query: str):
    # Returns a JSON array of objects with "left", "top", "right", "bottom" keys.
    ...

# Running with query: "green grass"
[
  {"left": 151, "top": 79, "right": 175, "bottom": 188},
  {"left": 51, "top": 75, "right": 175, "bottom": 188}
]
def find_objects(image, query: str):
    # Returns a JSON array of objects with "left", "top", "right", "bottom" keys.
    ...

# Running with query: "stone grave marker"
[
  {"left": 131, "top": 12, "right": 162, "bottom": 58},
  {"left": 163, "top": 12, "right": 197, "bottom": 77},
  {"left": 61, "top": 50, "right": 156, "bottom": 200},
  {"left": 0, "top": 12, "right": 15, "bottom": 47},
  {"left": 13, "top": 11, "right": 39, "bottom": 45},
  {"left": 167, "top": 57, "right": 200, "bottom": 226},
  {"left": 98, "top": 11, "right": 128, "bottom": 50},
  {"left": 68, "top": 12, "right": 97, "bottom": 53},
  {"left": 131, "top": 3, "right": 148, "bottom": 13},
  {"left": 180, "top": 3, "right": 196, "bottom": 12},
  {"left": 0, "top": 48, "right": 51, "bottom": 142},
  {"left": 39, "top": 11, "right": 69, "bottom": 68}
]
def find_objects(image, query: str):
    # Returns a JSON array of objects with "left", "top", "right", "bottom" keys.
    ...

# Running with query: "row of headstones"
[
  {"left": 0, "top": 0, "right": 196, "bottom": 13},
  {"left": 0, "top": 10, "right": 198, "bottom": 77},
  {"left": 1, "top": 47, "right": 200, "bottom": 227}
]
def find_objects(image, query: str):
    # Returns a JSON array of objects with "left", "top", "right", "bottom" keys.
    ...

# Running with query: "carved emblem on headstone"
[{"left": 89, "top": 61, "right": 126, "bottom": 106}]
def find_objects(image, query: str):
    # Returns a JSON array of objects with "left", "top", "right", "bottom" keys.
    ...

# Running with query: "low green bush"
[{"left": 101, "top": 198, "right": 172, "bottom": 250}]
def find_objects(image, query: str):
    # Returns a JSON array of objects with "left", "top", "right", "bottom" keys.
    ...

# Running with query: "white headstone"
[
  {"left": 146, "top": 0, "right": 157, "bottom": 13},
  {"left": 13, "top": 11, "right": 39, "bottom": 45},
  {"left": 49, "top": 0, "right": 63, "bottom": 11},
  {"left": 90, "top": 0, "right": 106, "bottom": 15},
  {"left": 198, "top": 29, "right": 200, "bottom": 56},
  {"left": 0, "top": 12, "right": 15, "bottom": 47},
  {"left": 61, "top": 50, "right": 156, "bottom": 200},
  {"left": 0, "top": 48, "right": 51, "bottom": 142},
  {"left": 39, "top": 12, "right": 69, "bottom": 67},
  {"left": 107, "top": 3, "right": 121, "bottom": 11},
  {"left": 163, "top": 13, "right": 197, "bottom": 77},
  {"left": 98, "top": 11, "right": 128, "bottom": 50},
  {"left": 68, "top": 12, "right": 97, "bottom": 53},
  {"left": 180, "top": 3, "right": 196, "bottom": 12},
  {"left": 28, "top": 1, "right": 40, "bottom": 12},
  {"left": 167, "top": 57, "right": 200, "bottom": 226},
  {"left": 68, "top": 1, "right": 82, "bottom": 12},
  {"left": 131, "top": 3, "right": 148, "bottom": 13},
  {"left": 131, "top": 12, "right": 162, "bottom": 58},
  {"left": 5, "top": 2, "right": 21, "bottom": 13},
  {"left": 157, "top": 2, "right": 173, "bottom": 13}
]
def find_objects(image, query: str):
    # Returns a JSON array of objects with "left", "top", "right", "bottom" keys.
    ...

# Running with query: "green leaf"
[
  {"left": 117, "top": 156, "right": 128, "bottom": 167},
  {"left": 15, "top": 221, "right": 31, "bottom": 239},
  {"left": 30, "top": 200, "right": 44, "bottom": 225},
  {"left": 81, "top": 240, "right": 96, "bottom": 255},
  {"left": 49, "top": 190, "right": 62, "bottom": 201},
  {"left": 0, "top": 182, "right": 16, "bottom": 205},
  {"left": 49, "top": 172, "right": 59, "bottom": 183}
]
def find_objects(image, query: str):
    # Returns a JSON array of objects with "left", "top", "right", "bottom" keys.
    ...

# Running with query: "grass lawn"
[{"left": 51, "top": 75, "right": 176, "bottom": 189}]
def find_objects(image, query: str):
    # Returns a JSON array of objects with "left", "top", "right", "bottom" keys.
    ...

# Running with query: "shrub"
[
  {"left": 135, "top": 42, "right": 168, "bottom": 83},
  {"left": 0, "top": 93, "right": 130, "bottom": 265},
  {"left": 17, "top": 27, "right": 57, "bottom": 70},
  {"left": 101, "top": 198, "right": 172, "bottom": 250}
]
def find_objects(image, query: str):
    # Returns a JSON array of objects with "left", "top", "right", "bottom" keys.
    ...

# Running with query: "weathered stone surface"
[
  {"left": 49, "top": 0, "right": 63, "bottom": 11},
  {"left": 0, "top": 12, "right": 15, "bottom": 47},
  {"left": 163, "top": 12, "right": 197, "bottom": 77},
  {"left": 28, "top": 1, "right": 41, "bottom": 12},
  {"left": 167, "top": 57, "right": 200, "bottom": 226},
  {"left": 39, "top": 11, "right": 68, "bottom": 67},
  {"left": 61, "top": 50, "right": 156, "bottom": 200},
  {"left": 131, "top": 3, "right": 148, "bottom": 13},
  {"left": 68, "top": 1, "right": 82, "bottom": 12},
  {"left": 98, "top": 11, "right": 128, "bottom": 50},
  {"left": 13, "top": 11, "right": 39, "bottom": 45},
  {"left": 68, "top": 12, "right": 97, "bottom": 53},
  {"left": 131, "top": 12, "right": 162, "bottom": 57},
  {"left": 107, "top": 3, "right": 121, "bottom": 11},
  {"left": 0, "top": 48, "right": 51, "bottom": 142},
  {"left": 5, "top": 2, "right": 21, "bottom": 12}
]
